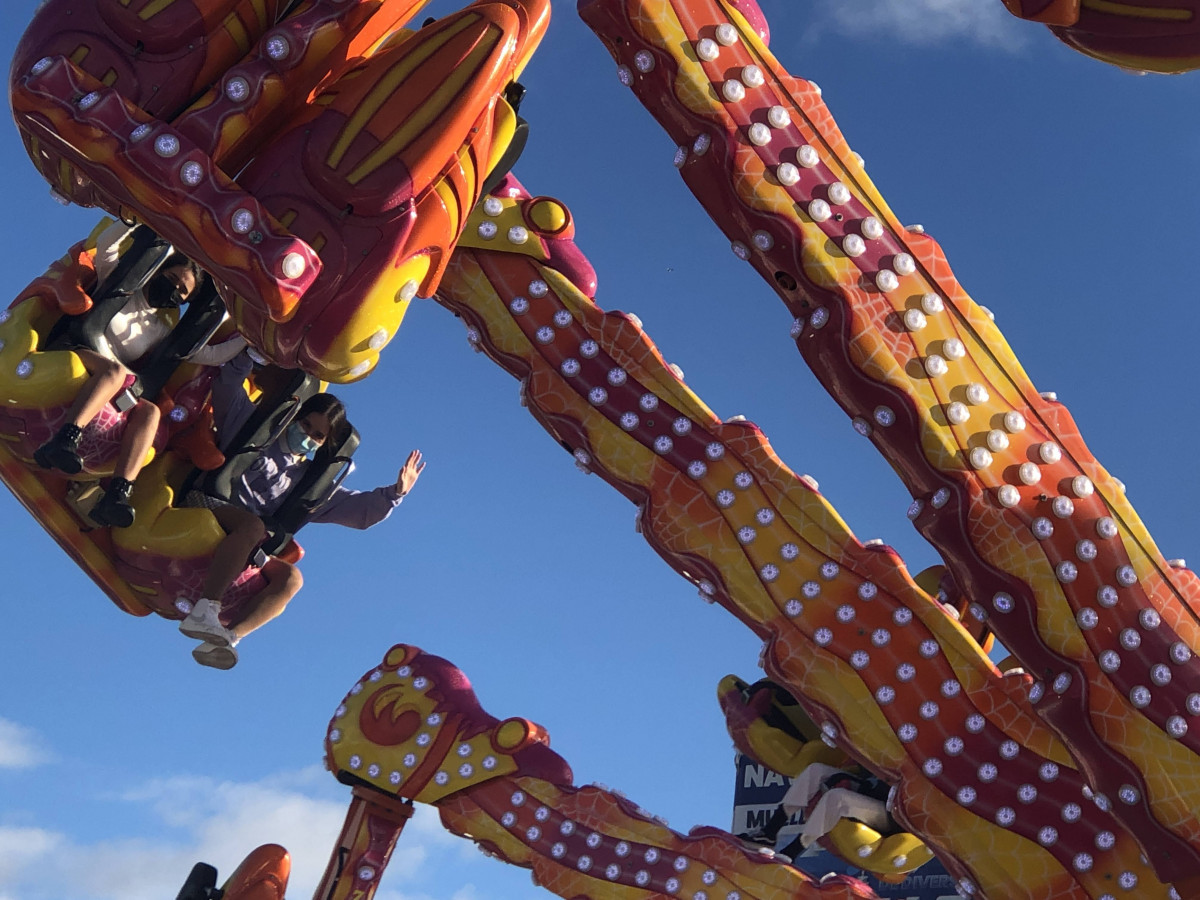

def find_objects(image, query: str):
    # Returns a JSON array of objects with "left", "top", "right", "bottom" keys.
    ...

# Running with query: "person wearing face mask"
[
  {"left": 33, "top": 221, "right": 247, "bottom": 527},
  {"left": 176, "top": 350, "right": 424, "bottom": 669}
]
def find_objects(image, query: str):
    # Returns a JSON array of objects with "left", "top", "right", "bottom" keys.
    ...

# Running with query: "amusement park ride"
[{"left": 3, "top": 0, "right": 1200, "bottom": 898}]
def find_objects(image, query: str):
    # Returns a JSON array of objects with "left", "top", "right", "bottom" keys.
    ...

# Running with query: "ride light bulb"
[
  {"left": 1004, "top": 411, "right": 1026, "bottom": 433},
  {"left": 807, "top": 198, "right": 831, "bottom": 221},
  {"left": 281, "top": 252, "right": 306, "bottom": 279},
  {"left": 969, "top": 447, "right": 992, "bottom": 469},
  {"left": 265, "top": 35, "right": 290, "bottom": 60},
  {"left": 231, "top": 208, "right": 254, "bottom": 233},
  {"left": 747, "top": 123, "right": 771, "bottom": 146},
  {"left": 722, "top": 80, "right": 746, "bottom": 103},
  {"left": 875, "top": 270, "right": 899, "bottom": 292},
  {"left": 924, "top": 355, "right": 948, "bottom": 378},
  {"left": 842, "top": 234, "right": 866, "bottom": 257},
  {"left": 777, "top": 163, "right": 801, "bottom": 186},
  {"left": 797, "top": 145, "right": 820, "bottom": 168},
  {"left": 827, "top": 182, "right": 851, "bottom": 205},
  {"left": 715, "top": 23, "right": 738, "bottom": 45},
  {"left": 741, "top": 65, "right": 764, "bottom": 87},
  {"left": 225, "top": 76, "right": 250, "bottom": 102},
  {"left": 154, "top": 134, "right": 181, "bottom": 157},
  {"left": 861, "top": 217, "right": 884, "bottom": 240},
  {"left": 945, "top": 401, "right": 969, "bottom": 425},
  {"left": 695, "top": 38, "right": 719, "bottom": 61},
  {"left": 180, "top": 161, "right": 204, "bottom": 186},
  {"left": 767, "top": 106, "right": 790, "bottom": 128}
]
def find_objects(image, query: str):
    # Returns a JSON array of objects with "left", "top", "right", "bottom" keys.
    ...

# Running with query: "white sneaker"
[
  {"left": 193, "top": 641, "right": 239, "bottom": 670},
  {"left": 178, "top": 598, "right": 234, "bottom": 647}
]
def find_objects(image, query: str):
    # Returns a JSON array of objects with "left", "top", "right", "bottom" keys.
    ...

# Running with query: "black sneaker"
[
  {"left": 89, "top": 477, "right": 135, "bottom": 528},
  {"left": 33, "top": 423, "right": 83, "bottom": 474}
]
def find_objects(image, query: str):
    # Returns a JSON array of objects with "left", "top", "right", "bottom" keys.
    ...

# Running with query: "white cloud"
[
  {"left": 0, "top": 768, "right": 484, "bottom": 900},
  {"left": 0, "top": 718, "right": 49, "bottom": 769},
  {"left": 0, "top": 826, "right": 63, "bottom": 881},
  {"left": 809, "top": 0, "right": 1026, "bottom": 49}
]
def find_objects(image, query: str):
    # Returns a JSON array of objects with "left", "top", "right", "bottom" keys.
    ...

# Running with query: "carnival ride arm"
[
  {"left": 426, "top": 141, "right": 1170, "bottom": 893},
  {"left": 579, "top": 0, "right": 1200, "bottom": 890}
]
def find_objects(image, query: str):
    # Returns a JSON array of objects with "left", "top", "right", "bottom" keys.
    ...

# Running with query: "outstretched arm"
[
  {"left": 395, "top": 449, "right": 425, "bottom": 497},
  {"left": 309, "top": 449, "right": 426, "bottom": 529}
]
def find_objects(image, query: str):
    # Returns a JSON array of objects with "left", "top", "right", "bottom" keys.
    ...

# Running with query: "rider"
[
  {"left": 176, "top": 350, "right": 425, "bottom": 670},
  {"left": 33, "top": 222, "right": 246, "bottom": 526},
  {"left": 778, "top": 761, "right": 892, "bottom": 856}
]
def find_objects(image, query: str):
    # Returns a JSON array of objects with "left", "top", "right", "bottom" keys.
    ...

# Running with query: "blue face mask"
[{"left": 285, "top": 422, "right": 320, "bottom": 457}]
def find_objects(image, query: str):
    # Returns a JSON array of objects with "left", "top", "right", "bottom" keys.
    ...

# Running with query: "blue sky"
[{"left": 2, "top": 1, "right": 1199, "bottom": 898}]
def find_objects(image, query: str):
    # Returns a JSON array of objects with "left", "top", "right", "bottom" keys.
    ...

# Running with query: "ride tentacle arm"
[
  {"left": 433, "top": 178, "right": 1164, "bottom": 896},
  {"left": 999, "top": 0, "right": 1200, "bottom": 73},
  {"left": 322, "top": 644, "right": 882, "bottom": 900},
  {"left": 8, "top": 0, "right": 549, "bottom": 382},
  {"left": 579, "top": 0, "right": 1200, "bottom": 886}
]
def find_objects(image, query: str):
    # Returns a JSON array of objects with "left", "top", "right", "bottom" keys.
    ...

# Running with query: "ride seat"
[
  {"left": 181, "top": 366, "right": 365, "bottom": 558},
  {"left": 42, "top": 224, "right": 228, "bottom": 409}
]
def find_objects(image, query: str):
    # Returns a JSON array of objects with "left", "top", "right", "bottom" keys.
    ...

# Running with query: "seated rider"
[
  {"left": 176, "top": 350, "right": 425, "bottom": 670},
  {"left": 34, "top": 222, "right": 246, "bottom": 527},
  {"left": 778, "top": 761, "right": 893, "bottom": 856}
]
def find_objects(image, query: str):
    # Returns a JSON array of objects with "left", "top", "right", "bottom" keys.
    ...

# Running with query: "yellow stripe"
[
  {"left": 1081, "top": 0, "right": 1192, "bottom": 19},
  {"left": 225, "top": 15, "right": 251, "bottom": 55},
  {"left": 435, "top": 173, "right": 461, "bottom": 238},
  {"left": 57, "top": 160, "right": 74, "bottom": 196},
  {"left": 327, "top": 14, "right": 479, "bottom": 169},
  {"left": 139, "top": 0, "right": 177, "bottom": 21},
  {"left": 347, "top": 23, "right": 500, "bottom": 185},
  {"left": 70, "top": 45, "right": 90, "bottom": 65},
  {"left": 251, "top": 0, "right": 269, "bottom": 30},
  {"left": 102, "top": 68, "right": 118, "bottom": 86},
  {"left": 279, "top": 209, "right": 298, "bottom": 229},
  {"left": 457, "top": 142, "right": 476, "bottom": 215}
]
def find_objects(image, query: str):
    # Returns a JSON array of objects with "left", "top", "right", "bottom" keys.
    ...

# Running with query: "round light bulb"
[
  {"left": 722, "top": 80, "right": 746, "bottom": 103},
  {"left": 281, "top": 252, "right": 306, "bottom": 279},
  {"left": 842, "top": 234, "right": 865, "bottom": 257},
  {"left": 747, "top": 123, "right": 771, "bottom": 146},
  {"left": 986, "top": 429, "right": 1009, "bottom": 452},
  {"left": 807, "top": 198, "right": 831, "bottom": 221}
]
